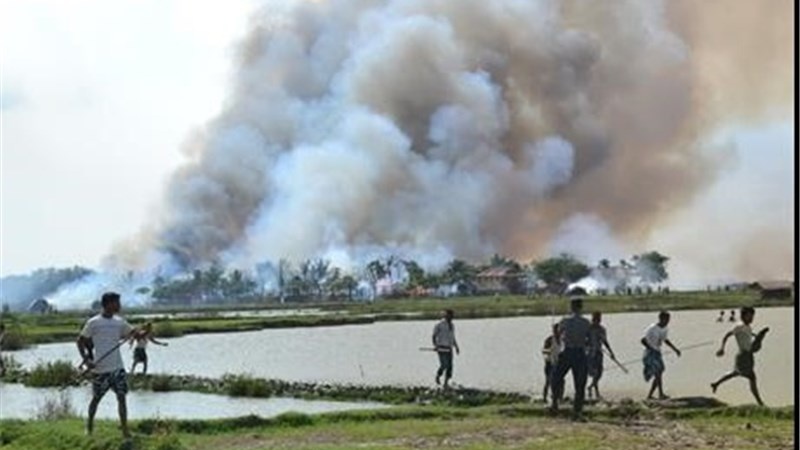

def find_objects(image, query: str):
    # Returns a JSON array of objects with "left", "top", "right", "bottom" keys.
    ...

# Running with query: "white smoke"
[{"left": 81, "top": 0, "right": 788, "bottom": 303}]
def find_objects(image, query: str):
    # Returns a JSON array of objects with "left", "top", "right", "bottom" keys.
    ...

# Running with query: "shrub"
[
  {"left": 222, "top": 374, "right": 272, "bottom": 397},
  {"left": 154, "top": 321, "right": 183, "bottom": 338},
  {"left": 25, "top": 360, "right": 79, "bottom": 387},
  {"left": 1, "top": 324, "right": 28, "bottom": 350},
  {"left": 35, "top": 391, "right": 77, "bottom": 420},
  {"left": 150, "top": 375, "right": 174, "bottom": 392}
]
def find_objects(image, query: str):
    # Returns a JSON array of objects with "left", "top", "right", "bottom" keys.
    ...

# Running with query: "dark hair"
[
  {"left": 740, "top": 306, "right": 755, "bottom": 317},
  {"left": 570, "top": 297, "right": 583, "bottom": 311},
  {"left": 592, "top": 311, "right": 601, "bottom": 320},
  {"left": 100, "top": 292, "right": 121, "bottom": 307},
  {"left": 444, "top": 309, "right": 454, "bottom": 316},
  {"left": 658, "top": 310, "right": 670, "bottom": 320}
]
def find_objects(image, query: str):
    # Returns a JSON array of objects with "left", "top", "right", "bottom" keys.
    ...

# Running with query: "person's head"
[
  {"left": 730, "top": 310, "right": 736, "bottom": 316},
  {"left": 591, "top": 311, "right": 602, "bottom": 324},
  {"left": 443, "top": 309, "right": 454, "bottom": 322},
  {"left": 740, "top": 306, "right": 755, "bottom": 324},
  {"left": 100, "top": 292, "right": 121, "bottom": 315},
  {"left": 657, "top": 310, "right": 670, "bottom": 327},
  {"left": 570, "top": 297, "right": 583, "bottom": 314}
]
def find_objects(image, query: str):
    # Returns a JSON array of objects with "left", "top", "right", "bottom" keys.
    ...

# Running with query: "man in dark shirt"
[{"left": 550, "top": 297, "right": 591, "bottom": 421}]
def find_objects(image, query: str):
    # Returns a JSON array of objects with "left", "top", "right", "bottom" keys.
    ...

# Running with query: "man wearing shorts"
[
  {"left": 586, "top": 311, "right": 616, "bottom": 400},
  {"left": 641, "top": 310, "right": 681, "bottom": 400},
  {"left": 710, "top": 306, "right": 768, "bottom": 405},
  {"left": 77, "top": 292, "right": 136, "bottom": 438}
]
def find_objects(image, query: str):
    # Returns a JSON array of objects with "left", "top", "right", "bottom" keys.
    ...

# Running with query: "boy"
[
  {"left": 541, "top": 323, "right": 561, "bottom": 402},
  {"left": 641, "top": 310, "right": 681, "bottom": 400},
  {"left": 710, "top": 306, "right": 769, "bottom": 405},
  {"left": 130, "top": 322, "right": 169, "bottom": 375}
]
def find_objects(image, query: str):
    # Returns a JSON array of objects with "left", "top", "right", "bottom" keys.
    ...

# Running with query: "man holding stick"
[
  {"left": 586, "top": 311, "right": 619, "bottom": 400},
  {"left": 432, "top": 309, "right": 460, "bottom": 388},
  {"left": 76, "top": 292, "right": 137, "bottom": 438}
]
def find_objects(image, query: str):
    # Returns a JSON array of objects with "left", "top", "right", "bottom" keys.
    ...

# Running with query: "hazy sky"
[{"left": 0, "top": 0, "right": 793, "bottom": 285}]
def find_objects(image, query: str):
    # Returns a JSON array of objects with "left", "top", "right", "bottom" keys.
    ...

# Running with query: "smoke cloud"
[{"left": 110, "top": 0, "right": 790, "bottom": 280}]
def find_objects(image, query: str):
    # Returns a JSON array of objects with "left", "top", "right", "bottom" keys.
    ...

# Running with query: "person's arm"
[
  {"left": 432, "top": 324, "right": 438, "bottom": 348},
  {"left": 452, "top": 325, "right": 459, "bottom": 354},
  {"left": 716, "top": 330, "right": 734, "bottom": 357},
  {"left": 77, "top": 336, "right": 94, "bottom": 368},
  {"left": 664, "top": 339, "right": 681, "bottom": 357},
  {"left": 640, "top": 337, "right": 655, "bottom": 351},
  {"left": 148, "top": 334, "right": 168, "bottom": 346}
]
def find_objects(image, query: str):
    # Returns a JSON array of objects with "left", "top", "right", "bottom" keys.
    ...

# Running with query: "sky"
[{"left": 0, "top": 0, "right": 794, "bottom": 286}]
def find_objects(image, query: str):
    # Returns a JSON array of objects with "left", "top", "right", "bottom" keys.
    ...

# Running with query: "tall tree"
[{"left": 533, "top": 254, "right": 590, "bottom": 295}]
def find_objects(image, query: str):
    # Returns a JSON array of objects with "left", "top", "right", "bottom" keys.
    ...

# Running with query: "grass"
[
  {"left": 0, "top": 403, "right": 793, "bottom": 450},
  {"left": 2, "top": 291, "right": 792, "bottom": 347},
  {"left": 24, "top": 360, "right": 80, "bottom": 388}
]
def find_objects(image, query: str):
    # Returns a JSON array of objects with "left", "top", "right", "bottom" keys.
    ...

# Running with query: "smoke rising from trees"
[{"left": 108, "top": 0, "right": 790, "bottom": 281}]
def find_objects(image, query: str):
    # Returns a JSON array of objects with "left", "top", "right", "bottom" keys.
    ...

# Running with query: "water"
[
  {"left": 0, "top": 383, "right": 386, "bottom": 420},
  {"left": 7, "top": 307, "right": 794, "bottom": 406}
]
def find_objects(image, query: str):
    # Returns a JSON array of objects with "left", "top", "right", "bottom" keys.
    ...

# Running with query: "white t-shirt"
[
  {"left": 732, "top": 323, "right": 753, "bottom": 352},
  {"left": 643, "top": 323, "right": 668, "bottom": 352},
  {"left": 80, "top": 314, "right": 133, "bottom": 373}
]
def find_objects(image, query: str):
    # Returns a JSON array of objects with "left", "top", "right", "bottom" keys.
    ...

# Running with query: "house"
[
  {"left": 475, "top": 266, "right": 525, "bottom": 295},
  {"left": 748, "top": 280, "right": 794, "bottom": 300},
  {"left": 27, "top": 298, "right": 54, "bottom": 314}
]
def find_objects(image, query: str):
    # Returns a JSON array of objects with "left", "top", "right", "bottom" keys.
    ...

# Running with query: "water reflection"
[{"left": 0, "top": 383, "right": 386, "bottom": 420}]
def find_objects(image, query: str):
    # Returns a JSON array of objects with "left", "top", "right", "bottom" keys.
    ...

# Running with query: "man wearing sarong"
[{"left": 641, "top": 310, "right": 681, "bottom": 400}]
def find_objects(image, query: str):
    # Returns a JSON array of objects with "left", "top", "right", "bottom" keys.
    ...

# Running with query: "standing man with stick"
[
  {"left": 432, "top": 309, "right": 460, "bottom": 388},
  {"left": 586, "top": 311, "right": 618, "bottom": 400},
  {"left": 710, "top": 306, "right": 769, "bottom": 405},
  {"left": 641, "top": 310, "right": 681, "bottom": 400},
  {"left": 550, "top": 297, "right": 591, "bottom": 421},
  {"left": 76, "top": 292, "right": 137, "bottom": 438}
]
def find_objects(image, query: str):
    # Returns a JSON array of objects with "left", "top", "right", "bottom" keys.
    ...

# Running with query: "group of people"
[
  {"left": 0, "top": 290, "right": 770, "bottom": 439},
  {"left": 431, "top": 298, "right": 770, "bottom": 421}
]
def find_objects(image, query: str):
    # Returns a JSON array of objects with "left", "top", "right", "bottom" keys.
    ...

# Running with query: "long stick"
[
  {"left": 606, "top": 340, "right": 715, "bottom": 371},
  {"left": 77, "top": 337, "right": 131, "bottom": 376},
  {"left": 602, "top": 349, "right": 628, "bottom": 374}
]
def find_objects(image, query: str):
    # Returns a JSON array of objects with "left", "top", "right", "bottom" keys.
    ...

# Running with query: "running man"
[
  {"left": 641, "top": 310, "right": 681, "bottom": 400},
  {"left": 586, "top": 311, "right": 617, "bottom": 400},
  {"left": 129, "top": 322, "right": 168, "bottom": 375},
  {"left": 432, "top": 309, "right": 460, "bottom": 388},
  {"left": 550, "top": 297, "right": 591, "bottom": 421},
  {"left": 541, "top": 323, "right": 562, "bottom": 403},
  {"left": 710, "top": 306, "right": 769, "bottom": 405},
  {"left": 77, "top": 292, "right": 137, "bottom": 438}
]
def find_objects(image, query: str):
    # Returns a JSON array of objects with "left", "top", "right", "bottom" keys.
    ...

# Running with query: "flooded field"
[{"left": 8, "top": 307, "right": 793, "bottom": 406}]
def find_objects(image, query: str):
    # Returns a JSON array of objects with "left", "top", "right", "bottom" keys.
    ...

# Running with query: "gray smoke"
[{"left": 108, "top": 0, "right": 790, "bottom": 279}]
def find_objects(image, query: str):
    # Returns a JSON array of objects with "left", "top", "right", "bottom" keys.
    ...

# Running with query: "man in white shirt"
[
  {"left": 710, "top": 306, "right": 768, "bottom": 405},
  {"left": 77, "top": 292, "right": 136, "bottom": 438},
  {"left": 640, "top": 310, "right": 681, "bottom": 400},
  {"left": 432, "top": 309, "right": 459, "bottom": 388}
]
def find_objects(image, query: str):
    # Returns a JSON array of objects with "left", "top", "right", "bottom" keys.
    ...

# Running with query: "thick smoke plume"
[{"left": 110, "top": 0, "right": 790, "bottom": 278}]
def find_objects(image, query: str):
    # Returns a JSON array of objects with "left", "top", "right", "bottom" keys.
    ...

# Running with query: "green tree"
[
  {"left": 533, "top": 254, "right": 590, "bottom": 295},
  {"left": 633, "top": 251, "right": 669, "bottom": 285}
]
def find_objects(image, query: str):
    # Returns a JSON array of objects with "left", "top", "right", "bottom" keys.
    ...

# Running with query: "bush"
[
  {"left": 150, "top": 375, "right": 175, "bottom": 392},
  {"left": 35, "top": 391, "right": 77, "bottom": 420},
  {"left": 222, "top": 374, "right": 272, "bottom": 397},
  {"left": 154, "top": 321, "right": 183, "bottom": 338},
  {"left": 25, "top": 360, "right": 79, "bottom": 387},
  {"left": 1, "top": 324, "right": 28, "bottom": 350}
]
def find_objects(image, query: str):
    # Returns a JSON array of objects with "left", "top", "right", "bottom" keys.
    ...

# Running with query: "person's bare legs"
[
  {"left": 747, "top": 375, "right": 764, "bottom": 406},
  {"left": 86, "top": 395, "right": 102, "bottom": 435},
  {"left": 142, "top": 359, "right": 148, "bottom": 376},
  {"left": 711, "top": 372, "right": 739, "bottom": 393},
  {"left": 116, "top": 393, "right": 131, "bottom": 438}
]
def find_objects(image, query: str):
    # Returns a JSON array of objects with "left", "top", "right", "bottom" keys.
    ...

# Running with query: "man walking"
[
  {"left": 586, "top": 311, "right": 617, "bottom": 400},
  {"left": 77, "top": 292, "right": 136, "bottom": 438},
  {"left": 550, "top": 297, "right": 591, "bottom": 421},
  {"left": 641, "top": 310, "right": 681, "bottom": 400},
  {"left": 432, "top": 309, "right": 460, "bottom": 388},
  {"left": 710, "top": 306, "right": 769, "bottom": 405}
]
